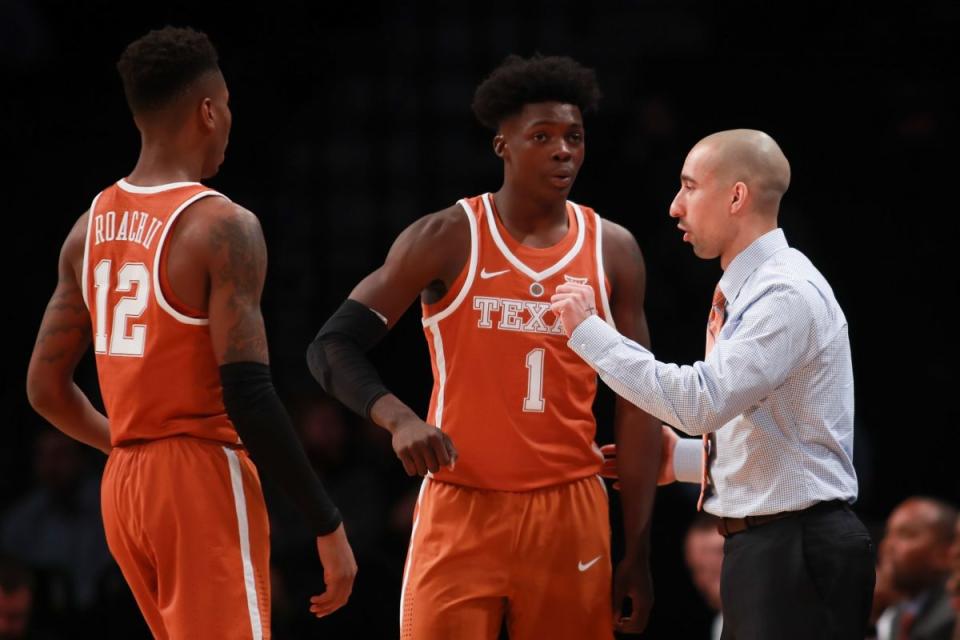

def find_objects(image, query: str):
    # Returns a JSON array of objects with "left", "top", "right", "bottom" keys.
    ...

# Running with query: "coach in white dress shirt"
[{"left": 552, "top": 130, "right": 875, "bottom": 639}]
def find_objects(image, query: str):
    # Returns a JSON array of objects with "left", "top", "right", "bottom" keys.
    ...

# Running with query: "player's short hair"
[
  {"left": 117, "top": 26, "right": 220, "bottom": 114},
  {"left": 471, "top": 54, "right": 601, "bottom": 130}
]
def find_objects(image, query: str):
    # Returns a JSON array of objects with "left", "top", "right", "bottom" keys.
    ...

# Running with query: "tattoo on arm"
[
  {"left": 34, "top": 244, "right": 91, "bottom": 366},
  {"left": 209, "top": 209, "right": 269, "bottom": 363},
  {"left": 36, "top": 298, "right": 90, "bottom": 363}
]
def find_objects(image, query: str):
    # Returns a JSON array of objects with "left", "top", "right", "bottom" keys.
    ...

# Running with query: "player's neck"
[
  {"left": 492, "top": 185, "right": 568, "bottom": 240},
  {"left": 127, "top": 138, "right": 204, "bottom": 186}
]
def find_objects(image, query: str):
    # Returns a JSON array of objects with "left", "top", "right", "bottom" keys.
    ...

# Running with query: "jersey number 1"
[
  {"left": 523, "top": 348, "right": 546, "bottom": 412},
  {"left": 93, "top": 260, "right": 150, "bottom": 357}
]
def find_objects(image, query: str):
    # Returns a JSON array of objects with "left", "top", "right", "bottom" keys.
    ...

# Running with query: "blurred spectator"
[
  {"left": 271, "top": 395, "right": 388, "bottom": 560},
  {"left": 684, "top": 513, "right": 724, "bottom": 640},
  {"left": 870, "top": 535, "right": 906, "bottom": 640},
  {"left": 947, "top": 514, "right": 960, "bottom": 640},
  {"left": 0, "top": 554, "right": 51, "bottom": 640},
  {"left": 267, "top": 396, "right": 393, "bottom": 638},
  {"left": 882, "top": 497, "right": 957, "bottom": 640},
  {"left": 0, "top": 430, "right": 111, "bottom": 620}
]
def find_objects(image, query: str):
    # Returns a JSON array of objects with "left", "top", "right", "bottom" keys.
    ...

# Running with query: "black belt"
[{"left": 717, "top": 500, "right": 849, "bottom": 538}]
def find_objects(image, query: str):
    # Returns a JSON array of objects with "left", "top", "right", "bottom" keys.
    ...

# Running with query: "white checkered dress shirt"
[{"left": 569, "top": 229, "right": 858, "bottom": 517}]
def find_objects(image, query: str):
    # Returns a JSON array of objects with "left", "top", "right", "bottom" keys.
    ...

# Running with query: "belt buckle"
[
  {"left": 716, "top": 519, "right": 728, "bottom": 538},
  {"left": 717, "top": 517, "right": 747, "bottom": 538}
]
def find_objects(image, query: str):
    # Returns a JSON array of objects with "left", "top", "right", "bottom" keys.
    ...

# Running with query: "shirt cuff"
[
  {"left": 673, "top": 436, "right": 703, "bottom": 484},
  {"left": 568, "top": 314, "right": 624, "bottom": 363}
]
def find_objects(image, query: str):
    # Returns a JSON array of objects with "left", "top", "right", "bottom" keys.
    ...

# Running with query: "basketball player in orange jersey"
[
  {"left": 26, "top": 27, "right": 355, "bottom": 638},
  {"left": 307, "top": 55, "right": 662, "bottom": 638}
]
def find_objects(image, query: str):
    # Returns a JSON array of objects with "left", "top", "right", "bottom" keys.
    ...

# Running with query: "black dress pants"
[{"left": 720, "top": 501, "right": 875, "bottom": 640}]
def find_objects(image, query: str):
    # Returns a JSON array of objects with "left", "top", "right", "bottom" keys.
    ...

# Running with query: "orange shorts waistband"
[{"left": 112, "top": 433, "right": 244, "bottom": 450}]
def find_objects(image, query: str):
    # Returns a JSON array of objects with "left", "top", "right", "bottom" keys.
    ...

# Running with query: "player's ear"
[
  {"left": 200, "top": 97, "right": 215, "bottom": 132},
  {"left": 493, "top": 134, "right": 505, "bottom": 158}
]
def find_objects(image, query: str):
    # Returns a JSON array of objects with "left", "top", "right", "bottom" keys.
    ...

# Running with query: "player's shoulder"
[
  {"left": 180, "top": 194, "right": 262, "bottom": 239},
  {"left": 68, "top": 209, "right": 91, "bottom": 241},
  {"left": 417, "top": 203, "right": 468, "bottom": 233},
  {"left": 186, "top": 191, "right": 251, "bottom": 220},
  {"left": 597, "top": 215, "right": 642, "bottom": 257},
  {"left": 159, "top": 195, "right": 265, "bottom": 277},
  {"left": 593, "top": 214, "right": 645, "bottom": 292},
  {"left": 61, "top": 209, "right": 91, "bottom": 266},
  {"left": 401, "top": 203, "right": 469, "bottom": 249}
]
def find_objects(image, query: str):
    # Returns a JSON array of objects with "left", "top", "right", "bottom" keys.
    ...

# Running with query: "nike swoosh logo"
[
  {"left": 578, "top": 555, "right": 602, "bottom": 572},
  {"left": 480, "top": 268, "right": 510, "bottom": 279}
]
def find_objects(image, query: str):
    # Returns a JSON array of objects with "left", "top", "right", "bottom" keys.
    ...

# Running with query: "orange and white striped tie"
[{"left": 697, "top": 285, "right": 727, "bottom": 511}]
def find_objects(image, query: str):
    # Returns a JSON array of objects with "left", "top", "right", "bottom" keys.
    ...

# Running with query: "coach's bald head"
[
  {"left": 670, "top": 129, "right": 792, "bottom": 267},
  {"left": 692, "top": 129, "right": 791, "bottom": 218}
]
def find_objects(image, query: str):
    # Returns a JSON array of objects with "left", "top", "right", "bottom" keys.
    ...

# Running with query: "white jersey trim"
[
  {"left": 399, "top": 478, "right": 430, "bottom": 635},
  {"left": 481, "top": 192, "right": 585, "bottom": 283},
  {"left": 421, "top": 200, "right": 477, "bottom": 434},
  {"left": 80, "top": 191, "right": 103, "bottom": 310},
  {"left": 117, "top": 178, "right": 203, "bottom": 194},
  {"left": 425, "top": 324, "right": 448, "bottom": 430},
  {"left": 224, "top": 448, "right": 264, "bottom": 640},
  {"left": 421, "top": 199, "right": 479, "bottom": 326},
  {"left": 152, "top": 191, "right": 228, "bottom": 326},
  {"left": 594, "top": 213, "right": 616, "bottom": 330}
]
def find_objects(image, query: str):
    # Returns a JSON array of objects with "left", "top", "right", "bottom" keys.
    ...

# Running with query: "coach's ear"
[{"left": 493, "top": 134, "right": 505, "bottom": 158}]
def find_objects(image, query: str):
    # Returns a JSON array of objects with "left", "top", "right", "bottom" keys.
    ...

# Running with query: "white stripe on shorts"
[{"left": 224, "top": 447, "right": 263, "bottom": 640}]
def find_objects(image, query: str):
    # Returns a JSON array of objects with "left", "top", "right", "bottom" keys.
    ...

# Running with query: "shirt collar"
[{"left": 718, "top": 228, "right": 789, "bottom": 304}]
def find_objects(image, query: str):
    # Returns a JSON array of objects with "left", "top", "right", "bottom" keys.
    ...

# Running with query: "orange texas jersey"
[
  {"left": 82, "top": 179, "right": 239, "bottom": 446},
  {"left": 422, "top": 193, "right": 615, "bottom": 491}
]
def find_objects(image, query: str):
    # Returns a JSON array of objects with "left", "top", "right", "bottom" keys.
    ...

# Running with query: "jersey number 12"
[{"left": 93, "top": 260, "right": 150, "bottom": 357}]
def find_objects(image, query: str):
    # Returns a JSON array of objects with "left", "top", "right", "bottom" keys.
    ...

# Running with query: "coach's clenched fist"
[{"left": 550, "top": 283, "right": 598, "bottom": 338}]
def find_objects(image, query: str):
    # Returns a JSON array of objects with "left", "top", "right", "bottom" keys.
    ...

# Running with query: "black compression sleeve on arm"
[
  {"left": 306, "top": 299, "right": 390, "bottom": 420},
  {"left": 220, "top": 362, "right": 342, "bottom": 537}
]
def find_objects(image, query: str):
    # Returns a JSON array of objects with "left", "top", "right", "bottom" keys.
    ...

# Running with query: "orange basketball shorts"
[
  {"left": 101, "top": 436, "right": 271, "bottom": 639},
  {"left": 400, "top": 475, "right": 613, "bottom": 640}
]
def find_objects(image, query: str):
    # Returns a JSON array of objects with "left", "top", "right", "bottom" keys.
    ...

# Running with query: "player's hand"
[
  {"left": 550, "top": 283, "right": 598, "bottom": 338},
  {"left": 310, "top": 524, "right": 357, "bottom": 618},
  {"left": 613, "top": 553, "right": 654, "bottom": 634},
  {"left": 600, "top": 424, "right": 678, "bottom": 491},
  {"left": 392, "top": 417, "right": 458, "bottom": 476},
  {"left": 600, "top": 443, "right": 621, "bottom": 490}
]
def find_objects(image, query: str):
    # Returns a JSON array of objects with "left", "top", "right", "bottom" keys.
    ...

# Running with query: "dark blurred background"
[{"left": 3, "top": 1, "right": 958, "bottom": 638}]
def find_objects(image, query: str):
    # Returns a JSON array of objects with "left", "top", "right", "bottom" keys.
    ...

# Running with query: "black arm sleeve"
[
  {"left": 306, "top": 299, "right": 391, "bottom": 420},
  {"left": 220, "top": 362, "right": 342, "bottom": 537}
]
